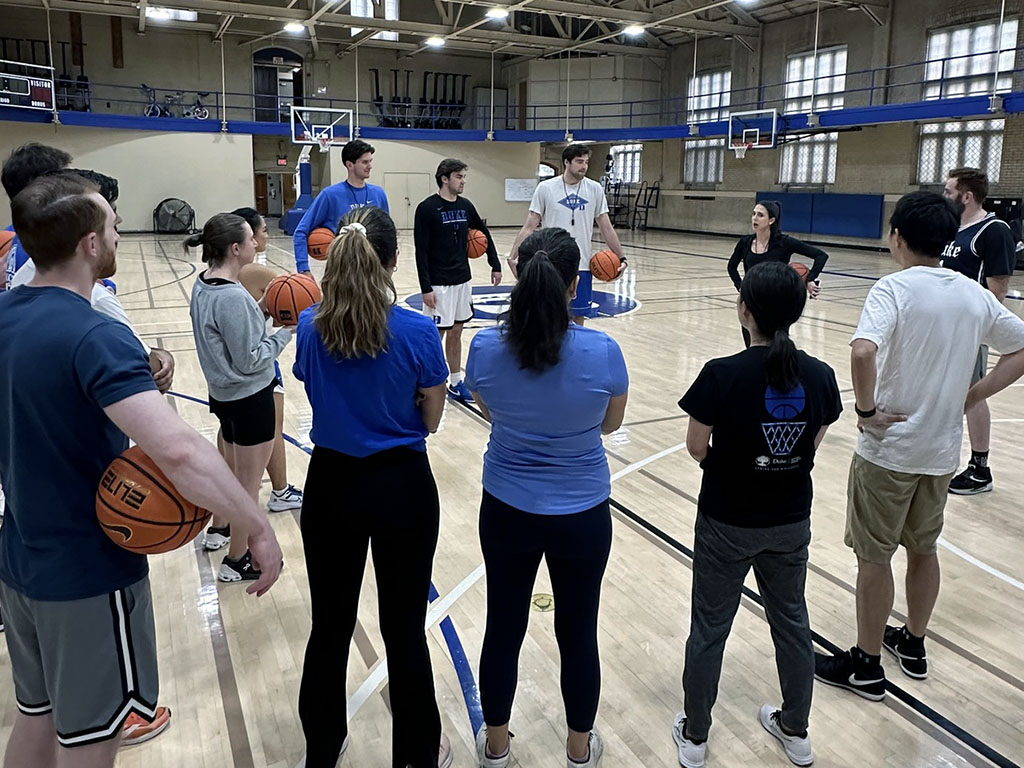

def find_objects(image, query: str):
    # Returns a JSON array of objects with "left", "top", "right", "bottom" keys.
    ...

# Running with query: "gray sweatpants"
[{"left": 682, "top": 513, "right": 813, "bottom": 740}]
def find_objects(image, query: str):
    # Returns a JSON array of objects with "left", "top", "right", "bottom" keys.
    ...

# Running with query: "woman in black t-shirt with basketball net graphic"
[{"left": 672, "top": 261, "right": 842, "bottom": 768}]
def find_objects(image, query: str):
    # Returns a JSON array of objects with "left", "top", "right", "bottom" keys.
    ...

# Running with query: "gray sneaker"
[
  {"left": 671, "top": 712, "right": 706, "bottom": 768},
  {"left": 759, "top": 705, "right": 813, "bottom": 766}
]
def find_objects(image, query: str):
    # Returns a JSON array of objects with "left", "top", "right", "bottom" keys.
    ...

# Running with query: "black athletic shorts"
[{"left": 209, "top": 379, "right": 276, "bottom": 446}]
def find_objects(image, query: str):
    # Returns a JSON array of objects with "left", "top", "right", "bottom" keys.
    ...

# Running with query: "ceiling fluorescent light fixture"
[
  {"left": 486, "top": 7, "right": 510, "bottom": 20},
  {"left": 284, "top": 22, "right": 305, "bottom": 33},
  {"left": 623, "top": 24, "right": 644, "bottom": 36},
  {"left": 425, "top": 36, "right": 446, "bottom": 47},
  {"left": 145, "top": 7, "right": 198, "bottom": 22}
]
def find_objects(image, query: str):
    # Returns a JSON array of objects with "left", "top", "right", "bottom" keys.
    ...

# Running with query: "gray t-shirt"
[
  {"left": 529, "top": 176, "right": 609, "bottom": 270},
  {"left": 189, "top": 272, "right": 291, "bottom": 401}
]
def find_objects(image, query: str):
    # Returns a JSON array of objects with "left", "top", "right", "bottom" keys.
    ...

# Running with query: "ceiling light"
[
  {"left": 145, "top": 7, "right": 197, "bottom": 22},
  {"left": 623, "top": 24, "right": 644, "bottom": 36},
  {"left": 486, "top": 7, "right": 510, "bottom": 20},
  {"left": 284, "top": 22, "right": 305, "bottom": 33},
  {"left": 425, "top": 36, "right": 446, "bottom": 47}
]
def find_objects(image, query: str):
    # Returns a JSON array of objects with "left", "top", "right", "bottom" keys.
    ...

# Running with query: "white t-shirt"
[
  {"left": 11, "top": 258, "right": 151, "bottom": 355},
  {"left": 853, "top": 265, "right": 1024, "bottom": 475},
  {"left": 529, "top": 176, "right": 609, "bottom": 271}
]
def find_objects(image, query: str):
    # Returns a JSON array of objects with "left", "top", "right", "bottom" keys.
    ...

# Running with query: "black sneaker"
[
  {"left": 814, "top": 649, "right": 886, "bottom": 701},
  {"left": 203, "top": 524, "right": 231, "bottom": 551},
  {"left": 882, "top": 625, "right": 927, "bottom": 679},
  {"left": 218, "top": 550, "right": 261, "bottom": 582},
  {"left": 948, "top": 464, "right": 993, "bottom": 495}
]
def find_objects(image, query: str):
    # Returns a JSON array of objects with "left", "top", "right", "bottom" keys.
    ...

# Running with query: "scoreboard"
[{"left": 0, "top": 73, "right": 55, "bottom": 111}]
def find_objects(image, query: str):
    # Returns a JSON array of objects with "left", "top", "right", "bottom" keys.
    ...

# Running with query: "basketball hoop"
[
  {"left": 316, "top": 134, "right": 333, "bottom": 154},
  {"left": 732, "top": 142, "right": 753, "bottom": 160}
]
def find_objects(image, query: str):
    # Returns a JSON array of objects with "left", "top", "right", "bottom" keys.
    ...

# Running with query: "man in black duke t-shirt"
[
  {"left": 414, "top": 158, "right": 502, "bottom": 404},
  {"left": 941, "top": 167, "right": 1016, "bottom": 495}
]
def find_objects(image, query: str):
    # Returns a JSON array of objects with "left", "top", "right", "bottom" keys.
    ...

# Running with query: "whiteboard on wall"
[{"left": 505, "top": 178, "right": 538, "bottom": 202}]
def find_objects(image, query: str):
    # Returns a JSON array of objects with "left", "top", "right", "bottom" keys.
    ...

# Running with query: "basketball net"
[
  {"left": 732, "top": 142, "right": 752, "bottom": 160},
  {"left": 316, "top": 134, "right": 333, "bottom": 154}
]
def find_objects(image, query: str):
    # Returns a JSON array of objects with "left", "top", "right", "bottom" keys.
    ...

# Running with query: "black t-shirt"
[
  {"left": 727, "top": 234, "right": 829, "bottom": 291},
  {"left": 413, "top": 194, "right": 501, "bottom": 293},
  {"left": 679, "top": 346, "right": 842, "bottom": 527},
  {"left": 940, "top": 213, "right": 1015, "bottom": 285}
]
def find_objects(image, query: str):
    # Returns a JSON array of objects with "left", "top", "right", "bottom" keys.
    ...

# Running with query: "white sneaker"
[
  {"left": 439, "top": 732, "right": 454, "bottom": 768},
  {"left": 759, "top": 705, "right": 814, "bottom": 766},
  {"left": 475, "top": 727, "right": 511, "bottom": 768},
  {"left": 671, "top": 712, "right": 706, "bottom": 768},
  {"left": 203, "top": 525, "right": 230, "bottom": 551},
  {"left": 267, "top": 484, "right": 304, "bottom": 512},
  {"left": 567, "top": 729, "right": 603, "bottom": 767}
]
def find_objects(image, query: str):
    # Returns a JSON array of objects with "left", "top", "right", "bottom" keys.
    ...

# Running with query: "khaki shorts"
[{"left": 845, "top": 454, "right": 954, "bottom": 563}]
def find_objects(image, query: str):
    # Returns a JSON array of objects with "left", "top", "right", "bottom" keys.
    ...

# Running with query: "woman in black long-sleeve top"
[{"left": 727, "top": 201, "right": 828, "bottom": 297}]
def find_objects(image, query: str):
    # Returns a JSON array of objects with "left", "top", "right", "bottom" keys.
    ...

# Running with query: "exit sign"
[{"left": 277, "top": 157, "right": 288, "bottom": 166}]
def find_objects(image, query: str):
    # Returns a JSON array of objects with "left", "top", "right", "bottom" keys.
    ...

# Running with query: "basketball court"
[{"left": 2, "top": 0, "right": 1024, "bottom": 765}]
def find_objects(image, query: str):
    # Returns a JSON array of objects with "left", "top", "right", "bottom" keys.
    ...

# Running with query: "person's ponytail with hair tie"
[
  {"left": 739, "top": 262, "right": 806, "bottom": 392},
  {"left": 183, "top": 231, "right": 204, "bottom": 254}
]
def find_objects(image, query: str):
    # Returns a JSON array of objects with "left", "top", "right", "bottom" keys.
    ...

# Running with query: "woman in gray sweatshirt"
[{"left": 187, "top": 213, "right": 292, "bottom": 583}]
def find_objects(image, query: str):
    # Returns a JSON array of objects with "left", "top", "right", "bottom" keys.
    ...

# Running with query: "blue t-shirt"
[
  {"left": 293, "top": 182, "right": 390, "bottom": 272},
  {"left": 0, "top": 286, "right": 157, "bottom": 600},
  {"left": 465, "top": 325, "right": 628, "bottom": 515},
  {"left": 293, "top": 304, "right": 448, "bottom": 457},
  {"left": 3, "top": 226, "right": 29, "bottom": 291}
]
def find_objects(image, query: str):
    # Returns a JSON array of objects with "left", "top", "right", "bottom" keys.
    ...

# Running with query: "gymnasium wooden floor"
[{"left": 3, "top": 226, "right": 1023, "bottom": 768}]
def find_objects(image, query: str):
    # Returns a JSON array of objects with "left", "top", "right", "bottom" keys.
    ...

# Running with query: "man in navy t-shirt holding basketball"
[
  {"left": 0, "top": 173, "right": 283, "bottom": 767},
  {"left": 940, "top": 167, "right": 1017, "bottom": 495}
]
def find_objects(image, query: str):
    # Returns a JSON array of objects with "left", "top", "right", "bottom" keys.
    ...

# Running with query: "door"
[
  {"left": 283, "top": 173, "right": 296, "bottom": 209},
  {"left": 254, "top": 65, "right": 278, "bottom": 122},
  {"left": 254, "top": 174, "right": 269, "bottom": 216},
  {"left": 382, "top": 172, "right": 434, "bottom": 229}
]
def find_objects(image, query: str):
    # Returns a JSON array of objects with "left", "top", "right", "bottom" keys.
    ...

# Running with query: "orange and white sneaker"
[{"left": 121, "top": 707, "right": 172, "bottom": 747}]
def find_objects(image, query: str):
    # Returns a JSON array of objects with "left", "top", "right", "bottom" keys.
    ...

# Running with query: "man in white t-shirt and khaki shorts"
[
  {"left": 814, "top": 191, "right": 1024, "bottom": 702},
  {"left": 509, "top": 144, "right": 626, "bottom": 325}
]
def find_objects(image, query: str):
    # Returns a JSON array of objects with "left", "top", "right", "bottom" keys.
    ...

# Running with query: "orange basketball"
[
  {"left": 0, "top": 230, "right": 14, "bottom": 260},
  {"left": 96, "top": 446, "right": 211, "bottom": 555},
  {"left": 265, "top": 272, "right": 321, "bottom": 326},
  {"left": 239, "top": 263, "right": 278, "bottom": 301},
  {"left": 307, "top": 227, "right": 335, "bottom": 260},
  {"left": 589, "top": 249, "right": 621, "bottom": 282},
  {"left": 467, "top": 229, "right": 488, "bottom": 259},
  {"left": 790, "top": 262, "right": 810, "bottom": 282}
]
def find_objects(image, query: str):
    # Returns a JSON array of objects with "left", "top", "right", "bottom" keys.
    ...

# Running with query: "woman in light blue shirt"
[{"left": 466, "top": 227, "right": 628, "bottom": 768}]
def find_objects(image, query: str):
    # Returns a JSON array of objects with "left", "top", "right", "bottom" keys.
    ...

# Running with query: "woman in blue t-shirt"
[
  {"left": 674, "top": 261, "right": 842, "bottom": 768},
  {"left": 291, "top": 206, "right": 453, "bottom": 768},
  {"left": 465, "top": 227, "right": 629, "bottom": 768}
]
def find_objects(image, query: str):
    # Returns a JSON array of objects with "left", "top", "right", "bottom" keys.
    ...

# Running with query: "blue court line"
[{"left": 167, "top": 390, "right": 484, "bottom": 732}]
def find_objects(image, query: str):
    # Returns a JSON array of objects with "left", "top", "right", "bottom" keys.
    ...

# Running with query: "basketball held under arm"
[{"left": 103, "top": 390, "right": 283, "bottom": 596}]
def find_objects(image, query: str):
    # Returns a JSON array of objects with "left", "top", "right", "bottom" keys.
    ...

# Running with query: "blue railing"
[{"left": 44, "top": 45, "right": 1024, "bottom": 132}]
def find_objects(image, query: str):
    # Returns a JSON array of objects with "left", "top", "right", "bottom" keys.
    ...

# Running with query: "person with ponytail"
[
  {"left": 464, "top": 227, "right": 629, "bottom": 768},
  {"left": 727, "top": 202, "right": 830, "bottom": 345},
  {"left": 291, "top": 206, "right": 454, "bottom": 768},
  {"left": 187, "top": 213, "right": 292, "bottom": 582},
  {"left": 673, "top": 261, "right": 842, "bottom": 768}
]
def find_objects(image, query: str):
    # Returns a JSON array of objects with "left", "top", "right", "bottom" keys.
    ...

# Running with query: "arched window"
[{"left": 538, "top": 163, "right": 557, "bottom": 179}]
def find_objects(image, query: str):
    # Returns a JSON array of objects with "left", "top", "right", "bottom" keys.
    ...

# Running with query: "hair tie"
[
  {"left": 340, "top": 222, "right": 367, "bottom": 236},
  {"left": 534, "top": 249, "right": 549, "bottom": 258}
]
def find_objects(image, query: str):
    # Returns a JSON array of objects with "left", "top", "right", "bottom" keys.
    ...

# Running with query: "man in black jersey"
[
  {"left": 414, "top": 158, "right": 501, "bottom": 403},
  {"left": 941, "top": 167, "right": 1016, "bottom": 495}
]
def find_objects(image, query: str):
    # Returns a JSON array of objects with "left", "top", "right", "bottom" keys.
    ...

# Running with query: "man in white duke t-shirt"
[
  {"left": 509, "top": 144, "right": 626, "bottom": 325},
  {"left": 814, "top": 191, "right": 1024, "bottom": 702}
]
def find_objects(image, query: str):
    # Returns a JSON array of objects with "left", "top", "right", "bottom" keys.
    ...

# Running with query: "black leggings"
[
  {"left": 298, "top": 445, "right": 442, "bottom": 768},
  {"left": 478, "top": 491, "right": 612, "bottom": 733}
]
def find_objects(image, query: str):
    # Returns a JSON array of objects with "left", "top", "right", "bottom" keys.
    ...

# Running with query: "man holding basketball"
[
  {"left": 293, "top": 139, "right": 389, "bottom": 274},
  {"left": 414, "top": 158, "right": 501, "bottom": 403},
  {"left": 509, "top": 143, "right": 626, "bottom": 325},
  {"left": 0, "top": 173, "right": 282, "bottom": 768}
]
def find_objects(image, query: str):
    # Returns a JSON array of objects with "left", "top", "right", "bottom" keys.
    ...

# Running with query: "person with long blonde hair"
[{"left": 292, "top": 206, "right": 453, "bottom": 768}]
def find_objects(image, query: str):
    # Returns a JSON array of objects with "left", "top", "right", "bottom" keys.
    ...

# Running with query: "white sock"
[{"left": 450, "top": 371, "right": 464, "bottom": 386}]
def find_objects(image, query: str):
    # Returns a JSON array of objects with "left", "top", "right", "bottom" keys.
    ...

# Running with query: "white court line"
[
  {"left": 938, "top": 537, "right": 1024, "bottom": 592},
  {"left": 610, "top": 442, "right": 688, "bottom": 482},
  {"left": 346, "top": 563, "right": 486, "bottom": 720}
]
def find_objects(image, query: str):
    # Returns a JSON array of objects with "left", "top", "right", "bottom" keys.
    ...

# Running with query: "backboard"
[
  {"left": 289, "top": 105, "right": 353, "bottom": 148},
  {"left": 728, "top": 109, "right": 779, "bottom": 153}
]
